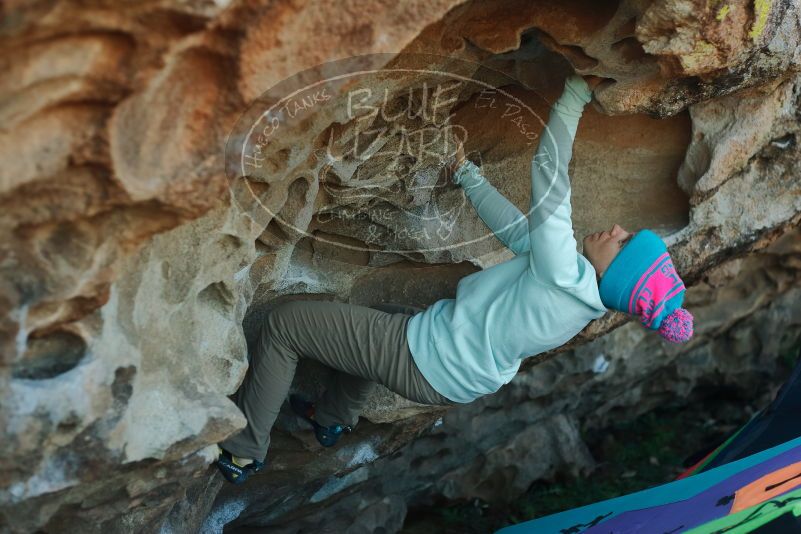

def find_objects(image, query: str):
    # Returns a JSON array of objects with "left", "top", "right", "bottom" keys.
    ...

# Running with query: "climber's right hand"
[
  {"left": 582, "top": 74, "right": 604, "bottom": 90},
  {"left": 447, "top": 140, "right": 466, "bottom": 177}
]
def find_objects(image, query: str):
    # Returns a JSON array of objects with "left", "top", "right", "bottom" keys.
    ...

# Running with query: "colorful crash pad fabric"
[
  {"left": 497, "top": 438, "right": 801, "bottom": 533},
  {"left": 680, "top": 355, "right": 801, "bottom": 479},
  {"left": 495, "top": 353, "right": 801, "bottom": 533},
  {"left": 684, "top": 486, "right": 801, "bottom": 534}
]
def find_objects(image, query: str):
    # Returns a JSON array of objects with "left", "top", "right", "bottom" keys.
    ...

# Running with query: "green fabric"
[
  {"left": 684, "top": 487, "right": 801, "bottom": 534},
  {"left": 406, "top": 74, "right": 607, "bottom": 403}
]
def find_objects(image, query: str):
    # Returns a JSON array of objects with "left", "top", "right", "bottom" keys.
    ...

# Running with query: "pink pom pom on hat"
[{"left": 658, "top": 307, "right": 694, "bottom": 343}]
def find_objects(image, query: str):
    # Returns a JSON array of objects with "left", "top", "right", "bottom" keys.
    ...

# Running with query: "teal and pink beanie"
[{"left": 598, "top": 229, "right": 694, "bottom": 343}]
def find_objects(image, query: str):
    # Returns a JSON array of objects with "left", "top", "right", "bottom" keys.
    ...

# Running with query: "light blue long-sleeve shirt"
[{"left": 405, "top": 74, "right": 608, "bottom": 403}]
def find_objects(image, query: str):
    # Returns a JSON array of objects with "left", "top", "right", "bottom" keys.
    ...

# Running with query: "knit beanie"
[{"left": 598, "top": 229, "right": 694, "bottom": 343}]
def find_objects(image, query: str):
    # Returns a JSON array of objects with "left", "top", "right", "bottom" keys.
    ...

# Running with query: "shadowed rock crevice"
[{"left": 11, "top": 330, "right": 88, "bottom": 380}]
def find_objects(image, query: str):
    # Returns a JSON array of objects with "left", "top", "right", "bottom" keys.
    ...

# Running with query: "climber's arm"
[
  {"left": 527, "top": 74, "right": 593, "bottom": 286},
  {"left": 453, "top": 160, "right": 531, "bottom": 255}
]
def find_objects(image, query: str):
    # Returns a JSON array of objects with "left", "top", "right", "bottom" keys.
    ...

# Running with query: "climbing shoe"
[
  {"left": 215, "top": 446, "right": 264, "bottom": 485},
  {"left": 289, "top": 394, "right": 353, "bottom": 447}
]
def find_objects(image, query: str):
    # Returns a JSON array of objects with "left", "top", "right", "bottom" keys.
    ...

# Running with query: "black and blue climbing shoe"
[
  {"left": 215, "top": 446, "right": 264, "bottom": 485},
  {"left": 289, "top": 394, "right": 353, "bottom": 447}
]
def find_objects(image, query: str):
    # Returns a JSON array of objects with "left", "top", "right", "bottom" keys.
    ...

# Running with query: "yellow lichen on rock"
[
  {"left": 749, "top": 0, "right": 772, "bottom": 41},
  {"left": 679, "top": 40, "right": 719, "bottom": 74}
]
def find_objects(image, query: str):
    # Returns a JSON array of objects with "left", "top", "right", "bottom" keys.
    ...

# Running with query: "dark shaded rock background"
[{"left": 1, "top": 0, "right": 800, "bottom": 532}]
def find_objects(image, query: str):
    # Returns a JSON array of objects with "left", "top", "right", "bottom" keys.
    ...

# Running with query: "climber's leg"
[
  {"left": 314, "top": 303, "right": 426, "bottom": 428},
  {"left": 307, "top": 302, "right": 457, "bottom": 427},
  {"left": 220, "top": 300, "right": 386, "bottom": 459},
  {"left": 315, "top": 371, "right": 374, "bottom": 428},
  {"left": 221, "top": 299, "right": 454, "bottom": 460},
  {"left": 367, "top": 302, "right": 425, "bottom": 316},
  {"left": 219, "top": 305, "right": 303, "bottom": 461}
]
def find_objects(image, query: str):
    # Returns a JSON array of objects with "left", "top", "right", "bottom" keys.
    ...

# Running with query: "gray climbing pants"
[{"left": 220, "top": 300, "right": 457, "bottom": 460}]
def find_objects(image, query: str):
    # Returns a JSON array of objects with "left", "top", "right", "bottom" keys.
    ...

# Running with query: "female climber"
[{"left": 214, "top": 73, "right": 694, "bottom": 484}]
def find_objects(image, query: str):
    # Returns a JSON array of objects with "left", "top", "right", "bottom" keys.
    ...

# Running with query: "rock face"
[{"left": 1, "top": 0, "right": 800, "bottom": 532}]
